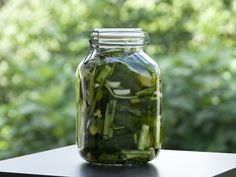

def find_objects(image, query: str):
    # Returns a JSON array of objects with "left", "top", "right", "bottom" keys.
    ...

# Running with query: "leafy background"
[{"left": 0, "top": 0, "right": 236, "bottom": 160}]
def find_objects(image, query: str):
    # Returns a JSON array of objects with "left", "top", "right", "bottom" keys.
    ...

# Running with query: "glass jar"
[{"left": 75, "top": 28, "right": 162, "bottom": 165}]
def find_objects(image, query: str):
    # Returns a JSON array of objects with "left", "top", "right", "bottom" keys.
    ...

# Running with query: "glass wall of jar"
[{"left": 75, "top": 28, "right": 162, "bottom": 165}]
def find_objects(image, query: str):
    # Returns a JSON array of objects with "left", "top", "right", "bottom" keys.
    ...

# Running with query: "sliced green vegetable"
[
  {"left": 103, "top": 100, "right": 117, "bottom": 139},
  {"left": 86, "top": 118, "right": 91, "bottom": 129},
  {"left": 138, "top": 124, "right": 149, "bottom": 150},
  {"left": 133, "top": 133, "right": 138, "bottom": 144},
  {"left": 154, "top": 115, "right": 161, "bottom": 148},
  {"left": 89, "top": 87, "right": 103, "bottom": 116},
  {"left": 96, "top": 65, "right": 113, "bottom": 84},
  {"left": 103, "top": 102, "right": 111, "bottom": 139},
  {"left": 130, "top": 96, "right": 157, "bottom": 104},
  {"left": 110, "top": 100, "right": 117, "bottom": 122},
  {"left": 135, "top": 87, "right": 155, "bottom": 96},
  {"left": 113, "top": 125, "right": 125, "bottom": 130},
  {"left": 121, "top": 149, "right": 151, "bottom": 160},
  {"left": 108, "top": 100, "right": 117, "bottom": 138},
  {"left": 88, "top": 67, "right": 96, "bottom": 105},
  {"left": 121, "top": 149, "right": 151, "bottom": 155}
]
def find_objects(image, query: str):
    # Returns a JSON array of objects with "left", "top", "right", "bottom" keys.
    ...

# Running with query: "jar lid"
[
  {"left": 91, "top": 28, "right": 145, "bottom": 39},
  {"left": 90, "top": 28, "right": 149, "bottom": 48}
]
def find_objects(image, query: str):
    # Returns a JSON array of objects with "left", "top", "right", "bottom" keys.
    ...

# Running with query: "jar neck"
[
  {"left": 92, "top": 45, "right": 144, "bottom": 53},
  {"left": 90, "top": 39, "right": 145, "bottom": 50}
]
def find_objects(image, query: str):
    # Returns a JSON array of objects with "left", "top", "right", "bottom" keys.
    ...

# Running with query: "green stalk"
[
  {"left": 133, "top": 133, "right": 138, "bottom": 144},
  {"left": 110, "top": 100, "right": 117, "bottom": 122},
  {"left": 89, "top": 87, "right": 103, "bottom": 116},
  {"left": 121, "top": 150, "right": 151, "bottom": 160},
  {"left": 108, "top": 100, "right": 117, "bottom": 138},
  {"left": 103, "top": 100, "right": 117, "bottom": 139},
  {"left": 130, "top": 98, "right": 145, "bottom": 104},
  {"left": 130, "top": 96, "right": 157, "bottom": 104},
  {"left": 75, "top": 75, "right": 80, "bottom": 104},
  {"left": 138, "top": 124, "right": 149, "bottom": 150},
  {"left": 122, "top": 150, "right": 151, "bottom": 155},
  {"left": 135, "top": 87, "right": 155, "bottom": 96},
  {"left": 113, "top": 126, "right": 125, "bottom": 130},
  {"left": 103, "top": 102, "right": 111, "bottom": 139},
  {"left": 154, "top": 115, "right": 161, "bottom": 148},
  {"left": 96, "top": 65, "right": 113, "bottom": 84},
  {"left": 88, "top": 67, "right": 96, "bottom": 105}
]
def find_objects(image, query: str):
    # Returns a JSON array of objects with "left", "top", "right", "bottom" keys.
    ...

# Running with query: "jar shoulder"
[
  {"left": 78, "top": 50, "right": 160, "bottom": 76},
  {"left": 131, "top": 51, "right": 161, "bottom": 75}
]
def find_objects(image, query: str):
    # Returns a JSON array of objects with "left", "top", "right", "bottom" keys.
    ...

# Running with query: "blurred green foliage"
[{"left": 0, "top": 0, "right": 236, "bottom": 159}]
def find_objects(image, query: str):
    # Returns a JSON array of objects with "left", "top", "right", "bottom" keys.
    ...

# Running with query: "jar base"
[
  {"left": 88, "top": 162, "right": 147, "bottom": 167},
  {"left": 78, "top": 147, "right": 160, "bottom": 166}
]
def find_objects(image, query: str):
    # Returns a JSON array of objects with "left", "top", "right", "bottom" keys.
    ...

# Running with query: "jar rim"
[
  {"left": 90, "top": 28, "right": 149, "bottom": 48},
  {"left": 91, "top": 28, "right": 145, "bottom": 39}
]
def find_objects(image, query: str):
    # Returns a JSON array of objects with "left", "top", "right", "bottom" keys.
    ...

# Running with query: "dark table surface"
[{"left": 0, "top": 145, "right": 236, "bottom": 177}]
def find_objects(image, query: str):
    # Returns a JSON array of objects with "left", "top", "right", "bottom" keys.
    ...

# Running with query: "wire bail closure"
[{"left": 144, "top": 32, "right": 150, "bottom": 45}]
